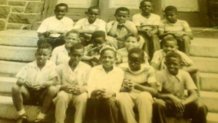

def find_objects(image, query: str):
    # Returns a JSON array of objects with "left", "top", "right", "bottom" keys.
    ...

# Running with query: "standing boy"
[
  {"left": 54, "top": 43, "right": 91, "bottom": 123},
  {"left": 12, "top": 42, "right": 58, "bottom": 123},
  {"left": 153, "top": 51, "right": 207, "bottom": 123}
]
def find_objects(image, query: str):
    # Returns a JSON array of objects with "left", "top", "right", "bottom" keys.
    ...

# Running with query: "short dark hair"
[
  {"left": 164, "top": 5, "right": 177, "bottom": 13},
  {"left": 125, "top": 34, "right": 140, "bottom": 42},
  {"left": 162, "top": 34, "right": 177, "bottom": 46},
  {"left": 140, "top": 0, "right": 152, "bottom": 8},
  {"left": 165, "top": 51, "right": 182, "bottom": 62},
  {"left": 65, "top": 30, "right": 80, "bottom": 37},
  {"left": 55, "top": 3, "right": 68, "bottom": 12},
  {"left": 37, "top": 41, "right": 52, "bottom": 53},
  {"left": 115, "top": 7, "right": 130, "bottom": 15},
  {"left": 87, "top": 6, "right": 99, "bottom": 14},
  {"left": 128, "top": 48, "right": 145, "bottom": 63},
  {"left": 69, "top": 43, "right": 84, "bottom": 54},
  {"left": 100, "top": 46, "right": 117, "bottom": 58}
]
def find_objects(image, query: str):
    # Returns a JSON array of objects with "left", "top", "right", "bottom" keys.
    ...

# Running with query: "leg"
[
  {"left": 152, "top": 99, "right": 167, "bottom": 123},
  {"left": 183, "top": 100, "right": 208, "bottom": 123},
  {"left": 182, "top": 35, "right": 191, "bottom": 55},
  {"left": 135, "top": 92, "right": 153, "bottom": 123},
  {"left": 116, "top": 93, "right": 137, "bottom": 123},
  {"left": 72, "top": 93, "right": 88, "bottom": 123},
  {"left": 150, "top": 34, "right": 160, "bottom": 59},
  {"left": 84, "top": 98, "right": 99, "bottom": 123},
  {"left": 54, "top": 91, "right": 72, "bottom": 123}
]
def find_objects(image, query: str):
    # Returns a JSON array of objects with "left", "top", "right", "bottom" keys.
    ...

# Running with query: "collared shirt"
[
  {"left": 119, "top": 63, "right": 156, "bottom": 84},
  {"left": 151, "top": 49, "right": 193, "bottom": 70},
  {"left": 56, "top": 62, "right": 91, "bottom": 86},
  {"left": 73, "top": 18, "right": 106, "bottom": 32},
  {"left": 106, "top": 20, "right": 137, "bottom": 40},
  {"left": 16, "top": 60, "right": 57, "bottom": 87},
  {"left": 156, "top": 69, "right": 197, "bottom": 99},
  {"left": 132, "top": 13, "right": 161, "bottom": 27},
  {"left": 87, "top": 65, "right": 124, "bottom": 94},
  {"left": 37, "top": 16, "right": 74, "bottom": 37},
  {"left": 50, "top": 45, "right": 70, "bottom": 65},
  {"left": 159, "top": 19, "right": 192, "bottom": 34}
]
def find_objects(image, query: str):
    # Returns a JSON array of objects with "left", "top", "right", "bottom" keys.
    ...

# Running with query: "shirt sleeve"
[
  {"left": 178, "top": 51, "right": 193, "bottom": 66},
  {"left": 37, "top": 19, "right": 49, "bottom": 33},
  {"left": 16, "top": 65, "right": 28, "bottom": 80},
  {"left": 132, "top": 14, "right": 141, "bottom": 27},
  {"left": 106, "top": 21, "right": 113, "bottom": 33},
  {"left": 96, "top": 20, "right": 106, "bottom": 32},
  {"left": 73, "top": 19, "right": 84, "bottom": 30},
  {"left": 151, "top": 51, "right": 162, "bottom": 69},
  {"left": 65, "top": 19, "right": 74, "bottom": 31},
  {"left": 183, "top": 71, "right": 197, "bottom": 90},
  {"left": 87, "top": 68, "right": 97, "bottom": 95},
  {"left": 182, "top": 21, "right": 192, "bottom": 33},
  {"left": 50, "top": 48, "right": 58, "bottom": 65},
  {"left": 147, "top": 67, "right": 157, "bottom": 84}
]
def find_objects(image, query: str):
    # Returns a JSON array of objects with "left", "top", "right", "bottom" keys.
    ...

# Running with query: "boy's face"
[
  {"left": 65, "top": 33, "right": 80, "bottom": 49},
  {"left": 55, "top": 6, "right": 67, "bottom": 20},
  {"left": 128, "top": 53, "right": 142, "bottom": 71},
  {"left": 115, "top": 10, "right": 129, "bottom": 24},
  {"left": 125, "top": 37, "right": 139, "bottom": 51},
  {"left": 165, "top": 57, "right": 181, "bottom": 75},
  {"left": 35, "top": 48, "right": 51, "bottom": 66},
  {"left": 87, "top": 8, "right": 99, "bottom": 23},
  {"left": 165, "top": 11, "right": 177, "bottom": 23},
  {"left": 93, "top": 37, "right": 105, "bottom": 47},
  {"left": 69, "top": 48, "right": 84, "bottom": 66},
  {"left": 140, "top": 1, "right": 152, "bottom": 15},
  {"left": 163, "top": 40, "right": 177, "bottom": 53},
  {"left": 100, "top": 50, "right": 115, "bottom": 70}
]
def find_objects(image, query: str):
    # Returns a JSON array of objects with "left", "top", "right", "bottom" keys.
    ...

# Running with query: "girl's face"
[
  {"left": 125, "top": 37, "right": 139, "bottom": 51},
  {"left": 165, "top": 11, "right": 178, "bottom": 23},
  {"left": 128, "top": 53, "right": 142, "bottom": 71},
  {"left": 65, "top": 33, "right": 80, "bottom": 49}
]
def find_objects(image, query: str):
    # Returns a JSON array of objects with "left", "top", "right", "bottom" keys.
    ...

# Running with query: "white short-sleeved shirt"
[
  {"left": 159, "top": 19, "right": 192, "bottom": 33},
  {"left": 156, "top": 69, "right": 197, "bottom": 99},
  {"left": 119, "top": 63, "right": 156, "bottom": 84},
  {"left": 73, "top": 18, "right": 106, "bottom": 33},
  {"left": 132, "top": 13, "right": 161, "bottom": 27},
  {"left": 16, "top": 60, "right": 57, "bottom": 87},
  {"left": 151, "top": 49, "right": 193, "bottom": 70},
  {"left": 87, "top": 65, "right": 124, "bottom": 95},
  {"left": 50, "top": 45, "right": 69, "bottom": 65},
  {"left": 56, "top": 62, "right": 91, "bottom": 86},
  {"left": 37, "top": 16, "right": 74, "bottom": 37},
  {"left": 106, "top": 20, "right": 137, "bottom": 40}
]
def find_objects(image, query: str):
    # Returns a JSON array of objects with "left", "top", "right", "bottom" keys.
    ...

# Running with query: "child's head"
[
  {"left": 162, "top": 34, "right": 178, "bottom": 53},
  {"left": 128, "top": 48, "right": 145, "bottom": 71},
  {"left": 114, "top": 7, "right": 130, "bottom": 24},
  {"left": 36, "top": 42, "right": 52, "bottom": 67},
  {"left": 86, "top": 6, "right": 100, "bottom": 23},
  {"left": 69, "top": 43, "right": 84, "bottom": 66},
  {"left": 165, "top": 51, "right": 182, "bottom": 75},
  {"left": 54, "top": 3, "right": 68, "bottom": 20},
  {"left": 164, "top": 5, "right": 178, "bottom": 23},
  {"left": 125, "top": 35, "right": 140, "bottom": 51},
  {"left": 139, "top": 0, "right": 152, "bottom": 16},
  {"left": 100, "top": 46, "right": 117, "bottom": 71},
  {"left": 91, "top": 31, "right": 106, "bottom": 47},
  {"left": 64, "top": 30, "right": 81, "bottom": 50}
]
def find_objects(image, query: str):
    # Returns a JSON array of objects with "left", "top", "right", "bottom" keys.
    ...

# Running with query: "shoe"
[
  {"left": 34, "top": 113, "right": 45, "bottom": 123},
  {"left": 16, "top": 114, "right": 28, "bottom": 123}
]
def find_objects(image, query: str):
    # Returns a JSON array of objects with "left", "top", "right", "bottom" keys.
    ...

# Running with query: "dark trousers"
[
  {"left": 152, "top": 100, "right": 208, "bottom": 123},
  {"left": 84, "top": 97, "right": 119, "bottom": 123}
]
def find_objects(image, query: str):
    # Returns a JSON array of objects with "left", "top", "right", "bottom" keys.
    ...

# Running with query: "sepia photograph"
[{"left": 0, "top": 0, "right": 217, "bottom": 123}]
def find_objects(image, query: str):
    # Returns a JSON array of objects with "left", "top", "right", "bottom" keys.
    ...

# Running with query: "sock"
[{"left": 18, "top": 109, "right": 26, "bottom": 116}]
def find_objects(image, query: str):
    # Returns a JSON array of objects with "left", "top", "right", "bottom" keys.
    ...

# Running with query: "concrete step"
[
  {"left": 0, "top": 119, "right": 14, "bottom": 123},
  {"left": 192, "top": 27, "right": 218, "bottom": 38},
  {"left": 191, "top": 57, "right": 218, "bottom": 73},
  {"left": 200, "top": 91, "right": 218, "bottom": 113},
  {"left": 0, "top": 30, "right": 37, "bottom": 47},
  {"left": 200, "top": 73, "right": 218, "bottom": 92},
  {"left": 0, "top": 60, "right": 27, "bottom": 76},
  {"left": 0, "top": 76, "right": 16, "bottom": 94},
  {"left": 190, "top": 38, "right": 218, "bottom": 58},
  {"left": 0, "top": 45, "right": 36, "bottom": 62},
  {"left": 208, "top": 112, "right": 218, "bottom": 123}
]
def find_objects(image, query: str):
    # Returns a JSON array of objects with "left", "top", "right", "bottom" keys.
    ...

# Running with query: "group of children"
[{"left": 12, "top": 0, "right": 208, "bottom": 123}]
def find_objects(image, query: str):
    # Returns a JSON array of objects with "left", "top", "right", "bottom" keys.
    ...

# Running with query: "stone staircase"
[{"left": 0, "top": 29, "right": 218, "bottom": 123}]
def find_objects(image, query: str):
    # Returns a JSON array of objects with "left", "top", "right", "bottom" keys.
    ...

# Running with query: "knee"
[
  {"left": 196, "top": 102, "right": 208, "bottom": 114},
  {"left": 116, "top": 93, "right": 129, "bottom": 103},
  {"left": 56, "top": 91, "right": 68, "bottom": 101},
  {"left": 137, "top": 92, "right": 152, "bottom": 101},
  {"left": 12, "top": 85, "right": 21, "bottom": 94},
  {"left": 76, "top": 93, "right": 88, "bottom": 103},
  {"left": 47, "top": 86, "right": 58, "bottom": 96}
]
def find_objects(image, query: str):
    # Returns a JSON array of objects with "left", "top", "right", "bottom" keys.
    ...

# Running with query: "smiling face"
[
  {"left": 69, "top": 48, "right": 84, "bottom": 67},
  {"left": 100, "top": 49, "right": 116, "bottom": 71},
  {"left": 115, "top": 10, "right": 129, "bottom": 24},
  {"left": 87, "top": 8, "right": 99, "bottom": 23},
  {"left": 128, "top": 53, "right": 142, "bottom": 71},
  {"left": 140, "top": 1, "right": 152, "bottom": 16},
  {"left": 54, "top": 5, "right": 67, "bottom": 20},
  {"left": 165, "top": 57, "right": 181, "bottom": 75},
  {"left": 65, "top": 33, "right": 80, "bottom": 50},
  {"left": 162, "top": 40, "right": 178, "bottom": 54},
  {"left": 35, "top": 48, "right": 51, "bottom": 67}
]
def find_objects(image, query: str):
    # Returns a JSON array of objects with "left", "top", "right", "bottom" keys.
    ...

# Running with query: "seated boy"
[
  {"left": 117, "top": 48, "right": 158, "bottom": 123},
  {"left": 106, "top": 7, "right": 138, "bottom": 49},
  {"left": 151, "top": 35, "right": 199, "bottom": 87},
  {"left": 153, "top": 51, "right": 207, "bottom": 123},
  {"left": 73, "top": 6, "right": 106, "bottom": 46},
  {"left": 117, "top": 35, "right": 148, "bottom": 64},
  {"left": 82, "top": 31, "right": 117, "bottom": 66},
  {"left": 85, "top": 46, "right": 124, "bottom": 123},
  {"left": 54, "top": 43, "right": 91, "bottom": 123},
  {"left": 11, "top": 42, "right": 58, "bottom": 123},
  {"left": 132, "top": 0, "right": 161, "bottom": 58},
  {"left": 37, "top": 3, "right": 74, "bottom": 49},
  {"left": 159, "top": 5, "right": 193, "bottom": 54},
  {"left": 51, "top": 30, "right": 81, "bottom": 65}
]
